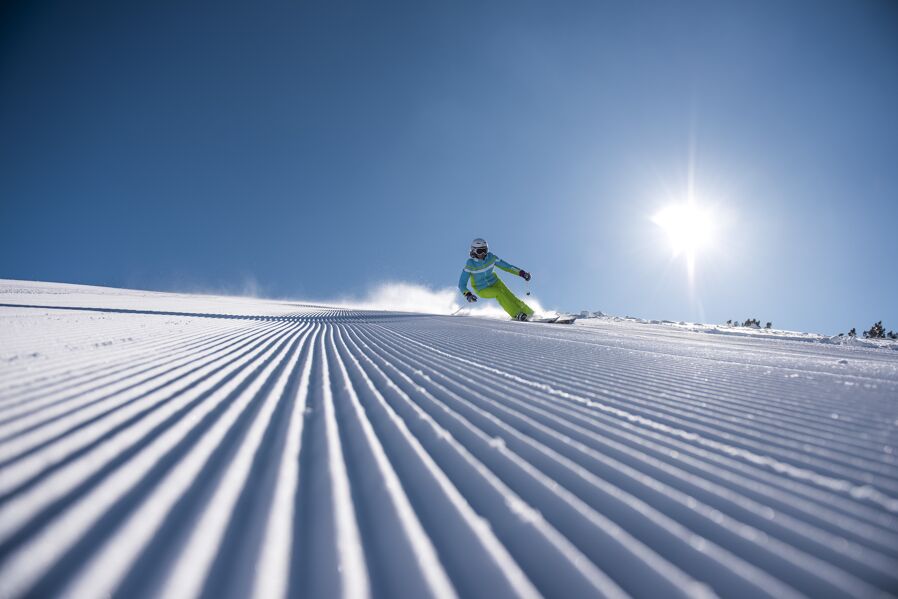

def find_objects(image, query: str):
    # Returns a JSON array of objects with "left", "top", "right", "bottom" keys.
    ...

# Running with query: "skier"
[{"left": 458, "top": 238, "right": 534, "bottom": 321}]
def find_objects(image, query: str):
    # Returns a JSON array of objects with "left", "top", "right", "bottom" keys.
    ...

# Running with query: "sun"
[
  {"left": 652, "top": 200, "right": 717, "bottom": 283},
  {"left": 652, "top": 201, "right": 715, "bottom": 258}
]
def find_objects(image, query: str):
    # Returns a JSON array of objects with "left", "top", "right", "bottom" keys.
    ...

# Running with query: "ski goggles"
[{"left": 472, "top": 247, "right": 488, "bottom": 257}]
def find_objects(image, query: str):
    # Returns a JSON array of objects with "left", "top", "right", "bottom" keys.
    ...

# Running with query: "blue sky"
[{"left": 2, "top": 0, "right": 896, "bottom": 334}]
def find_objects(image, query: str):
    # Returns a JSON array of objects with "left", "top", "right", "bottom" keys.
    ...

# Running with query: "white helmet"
[{"left": 470, "top": 238, "right": 489, "bottom": 258}]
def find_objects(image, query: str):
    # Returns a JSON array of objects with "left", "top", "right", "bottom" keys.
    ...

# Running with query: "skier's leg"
[
  {"left": 474, "top": 278, "right": 534, "bottom": 319},
  {"left": 473, "top": 285, "right": 499, "bottom": 302},
  {"left": 493, "top": 278, "right": 534, "bottom": 318},
  {"left": 473, "top": 283, "right": 517, "bottom": 318}
]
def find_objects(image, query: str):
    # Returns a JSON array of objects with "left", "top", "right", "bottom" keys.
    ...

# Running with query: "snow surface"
[{"left": 1, "top": 279, "right": 897, "bottom": 598}]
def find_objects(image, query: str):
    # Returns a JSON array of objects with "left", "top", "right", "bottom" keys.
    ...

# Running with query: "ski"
[
  {"left": 528, "top": 315, "right": 559, "bottom": 323},
  {"left": 450, "top": 312, "right": 576, "bottom": 324},
  {"left": 528, "top": 314, "right": 577, "bottom": 325}
]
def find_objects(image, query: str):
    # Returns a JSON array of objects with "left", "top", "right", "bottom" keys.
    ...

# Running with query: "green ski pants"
[{"left": 475, "top": 277, "right": 534, "bottom": 319}]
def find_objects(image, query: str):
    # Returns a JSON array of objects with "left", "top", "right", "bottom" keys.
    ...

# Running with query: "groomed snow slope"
[{"left": 1, "top": 280, "right": 897, "bottom": 598}]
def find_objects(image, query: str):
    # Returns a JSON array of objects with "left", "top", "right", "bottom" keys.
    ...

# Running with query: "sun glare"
[
  {"left": 652, "top": 201, "right": 717, "bottom": 282},
  {"left": 652, "top": 202, "right": 715, "bottom": 257}
]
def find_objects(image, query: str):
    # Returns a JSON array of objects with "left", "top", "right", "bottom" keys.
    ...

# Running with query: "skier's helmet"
[{"left": 470, "top": 238, "right": 489, "bottom": 259}]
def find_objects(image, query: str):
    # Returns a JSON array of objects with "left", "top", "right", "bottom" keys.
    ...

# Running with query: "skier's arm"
[
  {"left": 458, "top": 269, "right": 471, "bottom": 294},
  {"left": 495, "top": 257, "right": 531, "bottom": 281},
  {"left": 458, "top": 269, "right": 478, "bottom": 302},
  {"left": 494, "top": 257, "right": 520, "bottom": 273}
]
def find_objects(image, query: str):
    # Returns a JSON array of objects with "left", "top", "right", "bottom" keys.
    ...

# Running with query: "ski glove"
[
  {"left": 464, "top": 291, "right": 478, "bottom": 303},
  {"left": 519, "top": 270, "right": 531, "bottom": 281}
]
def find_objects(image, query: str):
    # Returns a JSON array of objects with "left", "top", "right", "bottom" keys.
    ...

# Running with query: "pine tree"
[{"left": 864, "top": 321, "right": 886, "bottom": 339}]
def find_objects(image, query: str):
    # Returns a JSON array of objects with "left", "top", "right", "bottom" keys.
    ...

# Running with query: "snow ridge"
[{"left": 1, "top": 282, "right": 897, "bottom": 598}]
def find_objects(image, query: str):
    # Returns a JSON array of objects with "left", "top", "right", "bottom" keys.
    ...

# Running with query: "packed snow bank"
[
  {"left": 2, "top": 279, "right": 897, "bottom": 598},
  {"left": 821, "top": 333, "right": 898, "bottom": 351},
  {"left": 574, "top": 312, "right": 898, "bottom": 351},
  {"left": 0, "top": 279, "right": 299, "bottom": 317}
]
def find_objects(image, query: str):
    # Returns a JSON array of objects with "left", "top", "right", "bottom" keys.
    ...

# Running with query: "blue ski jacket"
[{"left": 458, "top": 252, "right": 522, "bottom": 294}]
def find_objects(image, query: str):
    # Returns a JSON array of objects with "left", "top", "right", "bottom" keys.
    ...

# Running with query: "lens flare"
[
  {"left": 652, "top": 201, "right": 716, "bottom": 282},
  {"left": 652, "top": 203, "right": 714, "bottom": 255}
]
